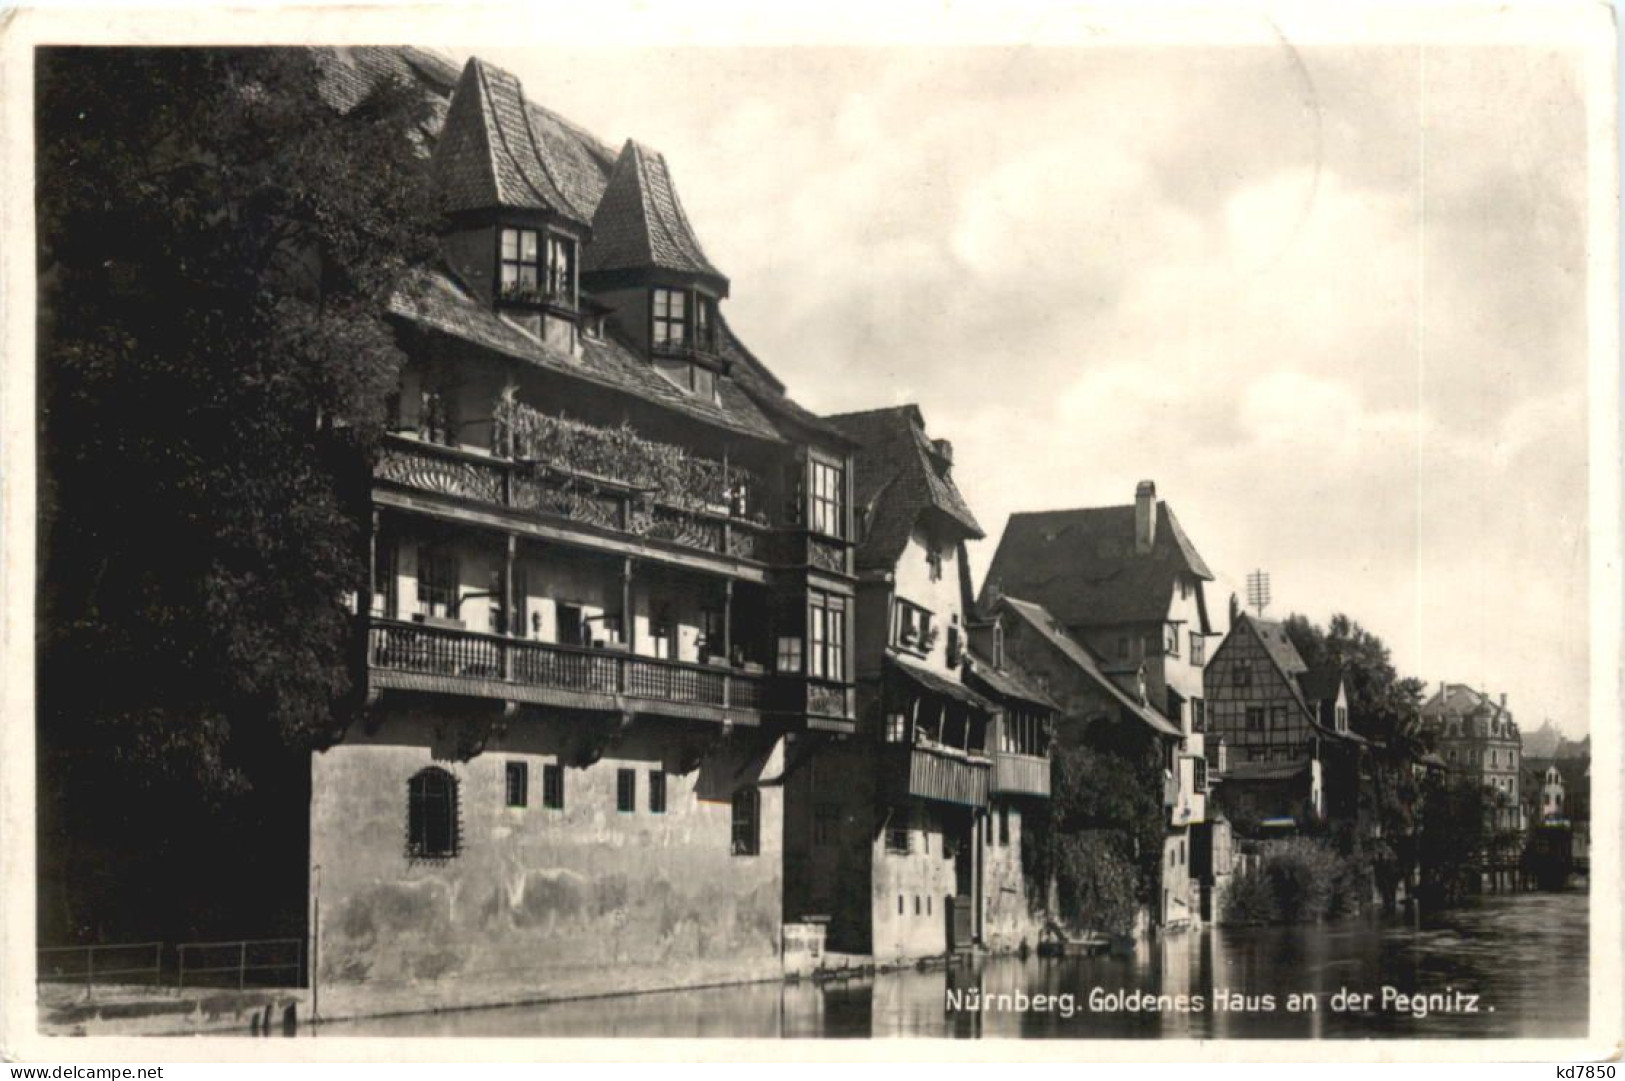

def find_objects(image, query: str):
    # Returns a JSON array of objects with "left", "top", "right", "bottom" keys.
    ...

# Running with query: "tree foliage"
[
  {"left": 36, "top": 48, "right": 440, "bottom": 938},
  {"left": 1045, "top": 736, "right": 1167, "bottom": 923}
]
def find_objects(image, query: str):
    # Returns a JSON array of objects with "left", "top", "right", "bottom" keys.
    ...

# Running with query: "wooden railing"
[
  {"left": 992, "top": 752, "right": 1050, "bottom": 798},
  {"left": 369, "top": 619, "right": 764, "bottom": 713},
  {"left": 883, "top": 743, "right": 991, "bottom": 808},
  {"left": 375, "top": 436, "right": 802, "bottom": 567}
]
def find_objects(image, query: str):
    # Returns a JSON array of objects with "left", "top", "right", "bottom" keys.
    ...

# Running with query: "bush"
[
  {"left": 1223, "top": 839, "right": 1364, "bottom": 925},
  {"left": 1053, "top": 830, "right": 1139, "bottom": 935}
]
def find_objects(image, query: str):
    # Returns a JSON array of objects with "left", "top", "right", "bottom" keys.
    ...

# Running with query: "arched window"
[{"left": 408, "top": 767, "right": 460, "bottom": 859}]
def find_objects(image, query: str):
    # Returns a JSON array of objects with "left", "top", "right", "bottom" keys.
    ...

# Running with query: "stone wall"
[
  {"left": 310, "top": 707, "right": 784, "bottom": 1020},
  {"left": 981, "top": 797, "right": 1043, "bottom": 951}
]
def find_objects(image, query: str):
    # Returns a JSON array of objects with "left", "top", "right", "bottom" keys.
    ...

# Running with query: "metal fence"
[
  {"left": 37, "top": 938, "right": 305, "bottom": 992},
  {"left": 176, "top": 938, "right": 304, "bottom": 991},
  {"left": 37, "top": 942, "right": 163, "bottom": 990}
]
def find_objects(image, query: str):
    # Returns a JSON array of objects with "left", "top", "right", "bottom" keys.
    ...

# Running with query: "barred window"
[
  {"left": 407, "top": 768, "right": 459, "bottom": 860},
  {"left": 543, "top": 763, "right": 564, "bottom": 810}
]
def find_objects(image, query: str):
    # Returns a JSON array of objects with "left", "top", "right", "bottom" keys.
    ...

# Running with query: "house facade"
[
  {"left": 310, "top": 52, "right": 861, "bottom": 1018},
  {"left": 1418, "top": 683, "right": 1523, "bottom": 832},
  {"left": 977, "top": 595, "right": 1200, "bottom": 930},
  {"left": 781, "top": 406, "right": 993, "bottom": 961},
  {"left": 983, "top": 482, "right": 1218, "bottom": 930}
]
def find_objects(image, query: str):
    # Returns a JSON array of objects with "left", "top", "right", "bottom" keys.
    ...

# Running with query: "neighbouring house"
[
  {"left": 1522, "top": 758, "right": 1567, "bottom": 826},
  {"left": 976, "top": 594, "right": 1202, "bottom": 932},
  {"left": 1418, "top": 683, "right": 1523, "bottom": 832},
  {"left": 961, "top": 627, "right": 1057, "bottom": 952},
  {"left": 983, "top": 482, "right": 1220, "bottom": 931},
  {"left": 1201, "top": 614, "right": 1366, "bottom": 830},
  {"left": 309, "top": 50, "right": 863, "bottom": 1018},
  {"left": 781, "top": 405, "right": 993, "bottom": 962}
]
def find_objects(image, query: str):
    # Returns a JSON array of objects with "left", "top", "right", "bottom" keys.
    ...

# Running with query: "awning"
[{"left": 886, "top": 654, "right": 998, "bottom": 715}]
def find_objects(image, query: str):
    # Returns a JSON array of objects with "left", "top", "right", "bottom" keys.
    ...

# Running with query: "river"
[{"left": 319, "top": 890, "right": 1588, "bottom": 1039}]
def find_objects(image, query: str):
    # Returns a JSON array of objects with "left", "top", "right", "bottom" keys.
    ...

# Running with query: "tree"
[
  {"left": 1044, "top": 735, "right": 1167, "bottom": 930},
  {"left": 36, "top": 47, "right": 441, "bottom": 941}
]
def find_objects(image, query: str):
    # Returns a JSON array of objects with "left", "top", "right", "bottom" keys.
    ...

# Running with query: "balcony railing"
[
  {"left": 368, "top": 619, "right": 764, "bottom": 717},
  {"left": 375, "top": 436, "right": 775, "bottom": 564},
  {"left": 882, "top": 743, "right": 991, "bottom": 809},
  {"left": 992, "top": 752, "right": 1051, "bottom": 798}
]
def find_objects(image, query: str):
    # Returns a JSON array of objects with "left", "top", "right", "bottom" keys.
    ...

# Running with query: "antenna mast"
[{"left": 1246, "top": 569, "right": 1271, "bottom": 616}]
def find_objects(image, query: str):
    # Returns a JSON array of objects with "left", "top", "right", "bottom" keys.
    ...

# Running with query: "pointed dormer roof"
[
  {"left": 433, "top": 58, "right": 592, "bottom": 228},
  {"left": 584, "top": 139, "right": 727, "bottom": 292}
]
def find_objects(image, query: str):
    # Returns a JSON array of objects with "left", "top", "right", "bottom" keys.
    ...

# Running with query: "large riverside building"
[
  {"left": 310, "top": 50, "right": 860, "bottom": 1017},
  {"left": 1418, "top": 683, "right": 1524, "bottom": 832}
]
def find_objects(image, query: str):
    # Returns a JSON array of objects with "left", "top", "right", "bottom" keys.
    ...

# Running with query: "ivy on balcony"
[{"left": 492, "top": 389, "right": 763, "bottom": 518}]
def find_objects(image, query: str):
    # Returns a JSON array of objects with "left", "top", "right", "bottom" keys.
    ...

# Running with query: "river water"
[{"left": 321, "top": 890, "right": 1588, "bottom": 1039}]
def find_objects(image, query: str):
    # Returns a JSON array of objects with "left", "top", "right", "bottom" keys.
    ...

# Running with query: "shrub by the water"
[{"left": 1222, "top": 839, "right": 1364, "bottom": 925}]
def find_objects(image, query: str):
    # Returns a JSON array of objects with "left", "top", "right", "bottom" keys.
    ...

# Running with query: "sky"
[{"left": 470, "top": 43, "right": 1595, "bottom": 735}]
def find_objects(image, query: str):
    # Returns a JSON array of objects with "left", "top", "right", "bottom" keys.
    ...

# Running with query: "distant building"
[
  {"left": 1201, "top": 614, "right": 1364, "bottom": 827},
  {"left": 1418, "top": 683, "right": 1523, "bottom": 831}
]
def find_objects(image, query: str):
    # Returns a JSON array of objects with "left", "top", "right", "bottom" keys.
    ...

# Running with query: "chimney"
[
  {"left": 985, "top": 576, "right": 1003, "bottom": 609},
  {"left": 1499, "top": 693, "right": 1507, "bottom": 711},
  {"left": 931, "top": 438, "right": 954, "bottom": 467},
  {"left": 1135, "top": 480, "right": 1158, "bottom": 553}
]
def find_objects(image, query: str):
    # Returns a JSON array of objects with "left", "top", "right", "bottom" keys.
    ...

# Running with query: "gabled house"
[
  {"left": 983, "top": 482, "right": 1218, "bottom": 930},
  {"left": 781, "top": 405, "right": 994, "bottom": 961},
  {"left": 1201, "top": 615, "right": 1367, "bottom": 828},
  {"left": 308, "top": 50, "right": 863, "bottom": 1018}
]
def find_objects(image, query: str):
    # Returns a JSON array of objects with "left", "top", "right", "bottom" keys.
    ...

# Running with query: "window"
[
  {"left": 543, "top": 763, "right": 564, "bottom": 810},
  {"left": 652, "top": 287, "right": 688, "bottom": 347},
  {"left": 898, "top": 895, "right": 905, "bottom": 915},
  {"left": 810, "top": 459, "right": 845, "bottom": 538},
  {"left": 694, "top": 294, "right": 718, "bottom": 351},
  {"left": 1193, "top": 756, "right": 1208, "bottom": 794},
  {"left": 886, "top": 825, "right": 912, "bottom": 855},
  {"left": 419, "top": 386, "right": 453, "bottom": 445},
  {"left": 1234, "top": 661, "right": 1252, "bottom": 688},
  {"left": 915, "top": 896, "right": 922, "bottom": 916},
  {"left": 407, "top": 768, "right": 459, "bottom": 860},
  {"left": 813, "top": 804, "right": 839, "bottom": 846},
  {"left": 648, "top": 770, "right": 667, "bottom": 814},
  {"left": 417, "top": 548, "right": 458, "bottom": 621},
  {"left": 926, "top": 547, "right": 943, "bottom": 582},
  {"left": 557, "top": 602, "right": 585, "bottom": 647},
  {"left": 809, "top": 592, "right": 846, "bottom": 681},
  {"left": 776, "top": 635, "right": 803, "bottom": 674},
  {"left": 649, "top": 608, "right": 673, "bottom": 660},
  {"left": 1190, "top": 632, "right": 1205, "bottom": 667},
  {"left": 499, "top": 227, "right": 540, "bottom": 297},
  {"left": 894, "top": 600, "right": 934, "bottom": 653},
  {"left": 884, "top": 713, "right": 908, "bottom": 742},
  {"left": 1192, "top": 699, "right": 1206, "bottom": 734},
  {"left": 1270, "top": 705, "right": 1287, "bottom": 729},
  {"left": 372, "top": 538, "right": 397, "bottom": 619},
  {"left": 1335, "top": 705, "right": 1348, "bottom": 732},
  {"left": 731, "top": 787, "right": 761, "bottom": 856},
  {"left": 1164, "top": 623, "right": 1179, "bottom": 657},
  {"left": 999, "top": 804, "right": 1010, "bottom": 846},
  {"left": 505, "top": 762, "right": 528, "bottom": 808},
  {"left": 545, "top": 233, "right": 575, "bottom": 305},
  {"left": 1246, "top": 706, "right": 1265, "bottom": 731},
  {"left": 616, "top": 769, "right": 636, "bottom": 814}
]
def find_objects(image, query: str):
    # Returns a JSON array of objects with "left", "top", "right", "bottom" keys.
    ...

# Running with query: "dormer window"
[
  {"left": 500, "top": 227, "right": 575, "bottom": 307},
  {"left": 652, "top": 287, "right": 719, "bottom": 354}
]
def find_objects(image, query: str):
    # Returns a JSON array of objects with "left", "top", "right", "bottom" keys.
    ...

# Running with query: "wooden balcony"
[
  {"left": 374, "top": 437, "right": 852, "bottom": 578},
  {"left": 991, "top": 752, "right": 1051, "bottom": 798},
  {"left": 881, "top": 742, "right": 991, "bottom": 809},
  {"left": 367, "top": 619, "right": 764, "bottom": 725},
  {"left": 765, "top": 676, "right": 856, "bottom": 733}
]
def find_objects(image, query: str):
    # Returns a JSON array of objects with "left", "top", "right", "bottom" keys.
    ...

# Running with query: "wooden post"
[
  {"left": 722, "top": 580, "right": 734, "bottom": 708},
  {"left": 619, "top": 558, "right": 634, "bottom": 693},
  {"left": 367, "top": 510, "right": 379, "bottom": 618},
  {"left": 503, "top": 535, "right": 517, "bottom": 680}
]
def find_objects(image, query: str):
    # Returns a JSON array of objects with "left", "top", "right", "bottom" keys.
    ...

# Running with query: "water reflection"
[{"left": 322, "top": 891, "right": 1587, "bottom": 1040}]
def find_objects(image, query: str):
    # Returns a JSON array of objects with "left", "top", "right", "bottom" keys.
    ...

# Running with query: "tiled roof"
[
  {"left": 583, "top": 140, "right": 727, "bottom": 286},
  {"left": 983, "top": 501, "right": 1213, "bottom": 628},
  {"left": 388, "top": 269, "right": 782, "bottom": 443},
  {"left": 1296, "top": 665, "right": 1346, "bottom": 704},
  {"left": 887, "top": 654, "right": 997, "bottom": 716},
  {"left": 1224, "top": 760, "right": 1312, "bottom": 783},
  {"left": 965, "top": 650, "right": 1060, "bottom": 712},
  {"left": 433, "top": 59, "right": 593, "bottom": 226},
  {"left": 716, "top": 316, "right": 854, "bottom": 446},
  {"left": 997, "top": 595, "right": 1181, "bottom": 739},
  {"left": 823, "top": 405, "right": 983, "bottom": 569},
  {"left": 1240, "top": 615, "right": 1309, "bottom": 677}
]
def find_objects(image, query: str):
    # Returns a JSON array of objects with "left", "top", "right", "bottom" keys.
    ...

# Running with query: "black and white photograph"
[{"left": 3, "top": 1, "right": 1618, "bottom": 1063}]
